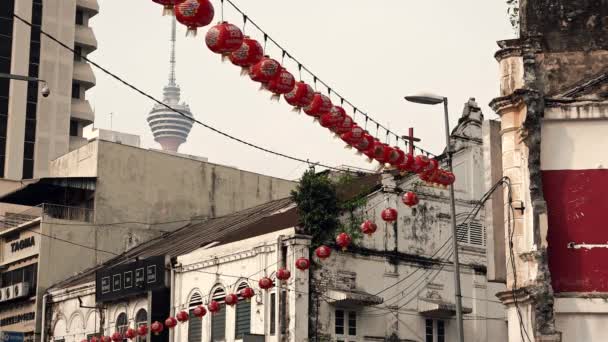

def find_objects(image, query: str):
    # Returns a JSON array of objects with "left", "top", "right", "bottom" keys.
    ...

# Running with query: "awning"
[
  {"left": 325, "top": 289, "right": 384, "bottom": 307},
  {"left": 418, "top": 298, "right": 472, "bottom": 318},
  {"left": 0, "top": 177, "right": 96, "bottom": 206}
]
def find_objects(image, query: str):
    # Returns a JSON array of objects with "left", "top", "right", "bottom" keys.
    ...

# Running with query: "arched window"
[
  {"left": 116, "top": 313, "right": 128, "bottom": 341},
  {"left": 210, "top": 287, "right": 226, "bottom": 342},
  {"left": 235, "top": 283, "right": 251, "bottom": 339},
  {"left": 188, "top": 292, "right": 203, "bottom": 342},
  {"left": 135, "top": 309, "right": 148, "bottom": 342}
]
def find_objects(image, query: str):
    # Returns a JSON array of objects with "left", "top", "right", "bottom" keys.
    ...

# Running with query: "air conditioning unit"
[
  {"left": 13, "top": 282, "right": 30, "bottom": 299},
  {"left": 0, "top": 285, "right": 14, "bottom": 302}
]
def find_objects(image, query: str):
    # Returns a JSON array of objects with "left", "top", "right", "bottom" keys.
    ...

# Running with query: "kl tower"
[{"left": 147, "top": 17, "right": 194, "bottom": 152}]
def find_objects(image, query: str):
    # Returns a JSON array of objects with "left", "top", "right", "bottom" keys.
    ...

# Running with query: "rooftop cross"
[{"left": 402, "top": 127, "right": 421, "bottom": 155}]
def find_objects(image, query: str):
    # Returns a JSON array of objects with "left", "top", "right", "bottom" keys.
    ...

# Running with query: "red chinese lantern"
[
  {"left": 372, "top": 142, "right": 392, "bottom": 164},
  {"left": 320, "top": 106, "right": 345, "bottom": 128},
  {"left": 424, "top": 158, "right": 439, "bottom": 173},
  {"left": 446, "top": 171, "right": 456, "bottom": 185},
  {"left": 90, "top": 337, "right": 99, "bottom": 342},
  {"left": 229, "top": 36, "right": 264, "bottom": 75},
  {"left": 240, "top": 287, "right": 255, "bottom": 300},
  {"left": 125, "top": 328, "right": 137, "bottom": 340},
  {"left": 208, "top": 300, "right": 221, "bottom": 313},
  {"left": 398, "top": 153, "right": 415, "bottom": 172},
  {"left": 303, "top": 93, "right": 332, "bottom": 118},
  {"left": 354, "top": 134, "right": 374, "bottom": 154},
  {"left": 265, "top": 68, "right": 296, "bottom": 100},
  {"left": 276, "top": 268, "right": 291, "bottom": 281},
  {"left": 258, "top": 277, "right": 274, "bottom": 290},
  {"left": 205, "top": 22, "right": 244, "bottom": 56},
  {"left": 330, "top": 114, "right": 353, "bottom": 135},
  {"left": 137, "top": 325, "right": 148, "bottom": 337},
  {"left": 101, "top": 337, "right": 111, "bottom": 342},
  {"left": 336, "top": 232, "right": 352, "bottom": 251},
  {"left": 192, "top": 305, "right": 207, "bottom": 318},
  {"left": 111, "top": 333, "right": 122, "bottom": 342},
  {"left": 341, "top": 126, "right": 364, "bottom": 147},
  {"left": 249, "top": 56, "right": 281, "bottom": 83},
  {"left": 388, "top": 148, "right": 405, "bottom": 166},
  {"left": 295, "top": 257, "right": 310, "bottom": 271},
  {"left": 402, "top": 191, "right": 419, "bottom": 207},
  {"left": 81, "top": 339, "right": 89, "bottom": 342},
  {"left": 381, "top": 208, "right": 398, "bottom": 222},
  {"left": 176, "top": 310, "right": 189, "bottom": 323},
  {"left": 152, "top": 0, "right": 185, "bottom": 16},
  {"left": 174, "top": 0, "right": 215, "bottom": 36},
  {"left": 225, "top": 293, "right": 238, "bottom": 306},
  {"left": 315, "top": 245, "right": 332, "bottom": 260},
  {"left": 360, "top": 220, "right": 377, "bottom": 236},
  {"left": 284, "top": 81, "right": 314, "bottom": 110},
  {"left": 164, "top": 317, "right": 178, "bottom": 329},
  {"left": 413, "top": 155, "right": 430, "bottom": 174},
  {"left": 150, "top": 321, "right": 164, "bottom": 335}
]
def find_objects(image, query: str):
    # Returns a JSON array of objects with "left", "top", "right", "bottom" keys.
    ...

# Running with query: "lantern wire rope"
[
  {"left": 10, "top": 14, "right": 346, "bottom": 174},
  {"left": 223, "top": 0, "right": 435, "bottom": 157}
]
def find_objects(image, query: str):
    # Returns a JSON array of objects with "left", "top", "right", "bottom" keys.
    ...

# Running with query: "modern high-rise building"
[
  {"left": 147, "top": 17, "right": 194, "bottom": 153},
  {"left": 0, "top": 0, "right": 98, "bottom": 184}
]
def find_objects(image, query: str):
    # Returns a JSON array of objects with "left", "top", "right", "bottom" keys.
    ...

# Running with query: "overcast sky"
[{"left": 88, "top": 0, "right": 514, "bottom": 180}]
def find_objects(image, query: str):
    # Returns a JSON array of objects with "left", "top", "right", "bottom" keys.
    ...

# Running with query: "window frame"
[
  {"left": 335, "top": 309, "right": 357, "bottom": 341},
  {"left": 210, "top": 287, "right": 226, "bottom": 342}
]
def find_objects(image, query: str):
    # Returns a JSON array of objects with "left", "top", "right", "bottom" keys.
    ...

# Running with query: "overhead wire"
[{"left": 10, "top": 13, "right": 344, "bottom": 173}]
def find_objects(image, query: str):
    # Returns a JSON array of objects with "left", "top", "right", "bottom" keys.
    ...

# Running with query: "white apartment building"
[{"left": 0, "top": 0, "right": 98, "bottom": 184}]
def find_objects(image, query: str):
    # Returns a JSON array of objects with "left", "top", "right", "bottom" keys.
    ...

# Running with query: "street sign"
[{"left": 0, "top": 332, "right": 24, "bottom": 342}]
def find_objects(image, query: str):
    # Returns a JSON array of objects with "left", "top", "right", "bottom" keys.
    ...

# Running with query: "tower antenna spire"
[{"left": 169, "top": 16, "right": 177, "bottom": 86}]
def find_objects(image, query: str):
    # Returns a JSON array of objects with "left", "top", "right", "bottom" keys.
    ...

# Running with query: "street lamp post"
[
  {"left": 0, "top": 72, "right": 50, "bottom": 97},
  {"left": 404, "top": 93, "right": 465, "bottom": 342}
]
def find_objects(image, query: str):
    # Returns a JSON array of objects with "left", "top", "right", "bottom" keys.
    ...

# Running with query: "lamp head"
[{"left": 404, "top": 93, "right": 445, "bottom": 105}]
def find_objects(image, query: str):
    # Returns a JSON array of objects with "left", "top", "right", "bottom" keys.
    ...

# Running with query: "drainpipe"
[
  {"left": 40, "top": 293, "right": 48, "bottom": 342},
  {"left": 276, "top": 235, "right": 284, "bottom": 342},
  {"left": 170, "top": 264, "right": 176, "bottom": 342}
]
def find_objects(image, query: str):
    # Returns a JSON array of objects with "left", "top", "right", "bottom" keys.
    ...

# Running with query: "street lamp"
[
  {"left": 0, "top": 72, "right": 50, "bottom": 97},
  {"left": 405, "top": 93, "right": 465, "bottom": 342}
]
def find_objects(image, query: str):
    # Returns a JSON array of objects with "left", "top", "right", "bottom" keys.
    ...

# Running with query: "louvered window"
[
  {"left": 235, "top": 283, "right": 251, "bottom": 338},
  {"left": 188, "top": 293, "right": 203, "bottom": 342},
  {"left": 211, "top": 288, "right": 226, "bottom": 341},
  {"left": 456, "top": 221, "right": 486, "bottom": 247},
  {"left": 135, "top": 309, "right": 148, "bottom": 342}
]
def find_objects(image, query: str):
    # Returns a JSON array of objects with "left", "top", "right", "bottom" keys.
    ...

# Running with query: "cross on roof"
[{"left": 401, "top": 127, "right": 421, "bottom": 155}]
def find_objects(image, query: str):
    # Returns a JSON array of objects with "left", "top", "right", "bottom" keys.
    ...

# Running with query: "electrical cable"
[{"left": 10, "top": 13, "right": 344, "bottom": 173}]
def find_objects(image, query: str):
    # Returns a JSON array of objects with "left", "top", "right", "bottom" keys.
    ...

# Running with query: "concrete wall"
[{"left": 49, "top": 140, "right": 296, "bottom": 226}]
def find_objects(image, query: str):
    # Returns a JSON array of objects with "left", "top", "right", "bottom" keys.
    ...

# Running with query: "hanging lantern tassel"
[
  {"left": 270, "top": 93, "right": 281, "bottom": 102},
  {"left": 291, "top": 106, "right": 302, "bottom": 114},
  {"left": 240, "top": 67, "right": 249, "bottom": 76},
  {"left": 344, "top": 144, "right": 352, "bottom": 150}
]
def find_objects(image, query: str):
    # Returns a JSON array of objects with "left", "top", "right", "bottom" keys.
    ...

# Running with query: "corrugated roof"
[{"left": 49, "top": 197, "right": 296, "bottom": 290}]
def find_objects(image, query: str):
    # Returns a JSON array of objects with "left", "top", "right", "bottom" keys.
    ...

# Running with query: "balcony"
[
  {"left": 0, "top": 204, "right": 94, "bottom": 231},
  {"left": 76, "top": 0, "right": 99, "bottom": 18},
  {"left": 71, "top": 98, "right": 95, "bottom": 124},
  {"left": 73, "top": 61, "right": 96, "bottom": 90},
  {"left": 74, "top": 24, "right": 97, "bottom": 51}
]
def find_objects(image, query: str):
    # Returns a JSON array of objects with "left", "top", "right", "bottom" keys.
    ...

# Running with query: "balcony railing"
[{"left": 0, "top": 204, "right": 94, "bottom": 230}]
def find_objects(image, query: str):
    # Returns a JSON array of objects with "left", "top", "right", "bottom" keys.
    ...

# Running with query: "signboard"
[
  {"left": 95, "top": 256, "right": 166, "bottom": 302},
  {"left": 0, "top": 332, "right": 24, "bottom": 342},
  {"left": 2, "top": 230, "right": 39, "bottom": 264}
]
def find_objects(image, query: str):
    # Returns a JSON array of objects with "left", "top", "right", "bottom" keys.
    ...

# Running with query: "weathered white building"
[
  {"left": 486, "top": 1, "right": 608, "bottom": 341},
  {"left": 45, "top": 198, "right": 298, "bottom": 342}
]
